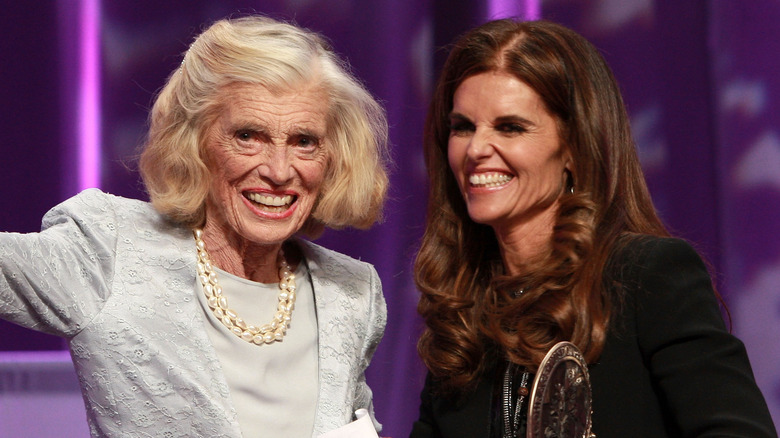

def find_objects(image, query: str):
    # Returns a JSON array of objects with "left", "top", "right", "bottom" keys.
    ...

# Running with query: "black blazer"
[{"left": 410, "top": 237, "right": 777, "bottom": 438}]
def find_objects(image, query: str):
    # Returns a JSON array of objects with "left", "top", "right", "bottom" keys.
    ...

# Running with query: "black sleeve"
[
  {"left": 409, "top": 370, "right": 495, "bottom": 438},
  {"left": 630, "top": 237, "right": 777, "bottom": 437},
  {"left": 409, "top": 372, "right": 443, "bottom": 438}
]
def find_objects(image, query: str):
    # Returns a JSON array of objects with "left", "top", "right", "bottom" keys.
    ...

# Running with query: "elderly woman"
[
  {"left": 410, "top": 19, "right": 776, "bottom": 438},
  {"left": 0, "top": 16, "right": 389, "bottom": 437}
]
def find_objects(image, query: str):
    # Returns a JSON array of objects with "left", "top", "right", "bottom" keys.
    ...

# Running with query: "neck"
[
  {"left": 199, "top": 222, "right": 283, "bottom": 283},
  {"left": 493, "top": 206, "right": 557, "bottom": 276}
]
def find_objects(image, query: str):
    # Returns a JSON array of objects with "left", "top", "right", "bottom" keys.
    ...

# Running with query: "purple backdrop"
[{"left": 1, "top": 1, "right": 778, "bottom": 436}]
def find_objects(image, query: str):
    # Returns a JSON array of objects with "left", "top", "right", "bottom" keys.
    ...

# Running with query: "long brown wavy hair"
[{"left": 415, "top": 19, "right": 669, "bottom": 393}]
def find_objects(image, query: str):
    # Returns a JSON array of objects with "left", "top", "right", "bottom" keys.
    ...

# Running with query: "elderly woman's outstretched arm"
[{"left": 0, "top": 189, "right": 118, "bottom": 337}]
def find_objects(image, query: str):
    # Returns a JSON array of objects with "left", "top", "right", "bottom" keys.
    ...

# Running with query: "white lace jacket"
[{"left": 0, "top": 189, "right": 386, "bottom": 437}]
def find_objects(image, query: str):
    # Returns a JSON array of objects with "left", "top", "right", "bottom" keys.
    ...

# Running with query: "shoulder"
[
  {"left": 296, "top": 239, "right": 384, "bottom": 309},
  {"left": 607, "top": 234, "right": 723, "bottom": 330},
  {"left": 297, "top": 239, "right": 378, "bottom": 276},
  {"left": 605, "top": 235, "right": 716, "bottom": 318},
  {"left": 608, "top": 235, "right": 708, "bottom": 286},
  {"left": 612, "top": 235, "right": 701, "bottom": 266},
  {"left": 41, "top": 189, "right": 190, "bottom": 252},
  {"left": 42, "top": 189, "right": 160, "bottom": 228}
]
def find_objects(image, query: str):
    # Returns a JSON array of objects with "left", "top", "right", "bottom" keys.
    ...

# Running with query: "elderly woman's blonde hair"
[{"left": 139, "top": 16, "right": 389, "bottom": 235}]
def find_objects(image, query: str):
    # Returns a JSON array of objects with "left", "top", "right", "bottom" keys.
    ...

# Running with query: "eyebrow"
[
  {"left": 227, "top": 120, "right": 268, "bottom": 133},
  {"left": 448, "top": 112, "right": 535, "bottom": 126},
  {"left": 448, "top": 112, "right": 470, "bottom": 123},
  {"left": 494, "top": 115, "right": 534, "bottom": 126},
  {"left": 290, "top": 127, "right": 325, "bottom": 138},
  {"left": 226, "top": 120, "right": 325, "bottom": 138}
]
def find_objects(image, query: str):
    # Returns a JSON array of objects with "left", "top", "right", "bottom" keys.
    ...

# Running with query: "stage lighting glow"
[
  {"left": 78, "top": 0, "right": 101, "bottom": 190},
  {"left": 488, "top": 0, "right": 540, "bottom": 20}
]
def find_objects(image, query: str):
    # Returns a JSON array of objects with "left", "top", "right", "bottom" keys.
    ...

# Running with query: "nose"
[
  {"left": 256, "top": 145, "right": 294, "bottom": 185},
  {"left": 465, "top": 128, "right": 495, "bottom": 162}
]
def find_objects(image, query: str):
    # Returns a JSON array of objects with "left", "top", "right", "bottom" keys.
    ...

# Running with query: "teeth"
[
  {"left": 245, "top": 193, "right": 293, "bottom": 207},
  {"left": 469, "top": 173, "right": 512, "bottom": 187}
]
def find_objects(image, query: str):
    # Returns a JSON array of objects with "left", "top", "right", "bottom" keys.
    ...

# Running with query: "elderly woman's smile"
[
  {"left": 203, "top": 81, "right": 329, "bottom": 250},
  {"left": 243, "top": 191, "right": 295, "bottom": 212}
]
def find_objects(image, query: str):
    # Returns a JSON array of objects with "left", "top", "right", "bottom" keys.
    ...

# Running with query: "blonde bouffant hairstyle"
[{"left": 139, "top": 16, "right": 389, "bottom": 234}]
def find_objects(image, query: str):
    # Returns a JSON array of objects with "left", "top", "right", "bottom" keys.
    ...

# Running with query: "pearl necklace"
[{"left": 193, "top": 228, "right": 297, "bottom": 345}]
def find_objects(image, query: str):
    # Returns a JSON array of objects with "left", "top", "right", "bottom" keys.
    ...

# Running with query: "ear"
[
  {"left": 562, "top": 150, "right": 575, "bottom": 193},
  {"left": 563, "top": 149, "right": 574, "bottom": 172}
]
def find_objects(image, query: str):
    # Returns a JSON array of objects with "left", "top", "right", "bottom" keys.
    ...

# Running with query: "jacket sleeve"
[
  {"left": 354, "top": 263, "right": 387, "bottom": 432},
  {"left": 630, "top": 237, "right": 777, "bottom": 437},
  {"left": 409, "top": 372, "right": 442, "bottom": 438},
  {"left": 0, "top": 189, "right": 116, "bottom": 338}
]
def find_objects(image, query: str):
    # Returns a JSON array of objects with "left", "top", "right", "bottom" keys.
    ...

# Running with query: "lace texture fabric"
[{"left": 0, "top": 189, "right": 387, "bottom": 437}]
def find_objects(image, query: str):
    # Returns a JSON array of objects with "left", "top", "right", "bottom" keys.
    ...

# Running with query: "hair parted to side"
[
  {"left": 416, "top": 19, "right": 668, "bottom": 393},
  {"left": 139, "top": 16, "right": 389, "bottom": 233}
]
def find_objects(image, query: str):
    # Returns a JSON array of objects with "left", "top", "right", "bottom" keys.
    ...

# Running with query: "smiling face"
[
  {"left": 448, "top": 71, "right": 572, "bottom": 247},
  {"left": 202, "top": 82, "right": 330, "bottom": 252}
]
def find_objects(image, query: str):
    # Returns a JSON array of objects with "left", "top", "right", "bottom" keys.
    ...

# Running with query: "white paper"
[{"left": 317, "top": 409, "right": 379, "bottom": 438}]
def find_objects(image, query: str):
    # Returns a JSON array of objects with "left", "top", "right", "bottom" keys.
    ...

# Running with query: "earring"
[{"left": 565, "top": 170, "right": 574, "bottom": 194}]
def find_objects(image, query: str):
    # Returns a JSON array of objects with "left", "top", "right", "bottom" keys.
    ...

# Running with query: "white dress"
[{"left": 198, "top": 264, "right": 318, "bottom": 437}]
